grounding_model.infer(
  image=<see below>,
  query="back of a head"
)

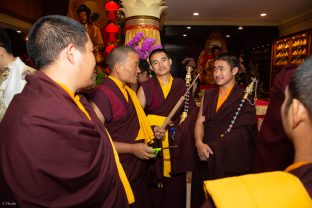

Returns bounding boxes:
[287,56,312,118]
[26,15,87,69]
[0,28,13,55]
[139,60,150,73]
[106,45,136,72]
[215,52,240,69]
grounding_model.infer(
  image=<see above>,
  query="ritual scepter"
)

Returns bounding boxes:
[220,77,258,138]
[180,66,193,123]
[160,71,201,130]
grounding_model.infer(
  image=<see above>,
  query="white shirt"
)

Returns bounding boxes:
[0,57,35,121]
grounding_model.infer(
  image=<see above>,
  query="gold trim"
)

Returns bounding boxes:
[126,15,160,22]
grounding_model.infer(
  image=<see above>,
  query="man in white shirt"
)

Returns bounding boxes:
[0,29,35,121]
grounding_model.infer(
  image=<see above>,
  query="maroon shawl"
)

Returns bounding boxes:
[141,77,198,174]
[88,77,150,208]
[0,71,128,207]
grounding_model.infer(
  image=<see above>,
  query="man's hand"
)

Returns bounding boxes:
[131,143,156,160]
[195,142,213,161]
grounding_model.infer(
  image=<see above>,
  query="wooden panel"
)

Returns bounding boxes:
[0,0,43,23]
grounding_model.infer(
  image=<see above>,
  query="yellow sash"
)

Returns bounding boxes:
[158,75,173,99]
[57,83,91,120]
[56,82,134,204]
[147,114,171,177]
[203,171,312,208]
[125,86,154,144]
[108,76,154,144]
[105,129,135,204]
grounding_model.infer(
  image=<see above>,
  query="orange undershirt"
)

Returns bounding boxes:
[216,83,235,111]
[285,161,312,172]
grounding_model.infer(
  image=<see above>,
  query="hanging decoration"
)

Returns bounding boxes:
[105,22,119,43]
[104,1,119,21]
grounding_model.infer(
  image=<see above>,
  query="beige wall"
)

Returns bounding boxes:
[279,11,312,37]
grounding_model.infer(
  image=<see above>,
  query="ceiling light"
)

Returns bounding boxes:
[16,30,21,33]
[183,34,187,37]
[187,26,191,30]
[193,12,199,16]
[226,34,230,38]
[260,13,267,17]
[238,26,243,30]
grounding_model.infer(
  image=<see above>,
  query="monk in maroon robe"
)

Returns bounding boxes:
[137,49,198,208]
[191,53,256,208]
[0,15,131,207]
[200,57,312,207]
[254,64,297,172]
[87,46,156,208]
[281,57,312,198]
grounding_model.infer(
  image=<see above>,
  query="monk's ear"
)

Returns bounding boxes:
[149,63,154,72]
[169,58,172,66]
[65,43,76,64]
[232,67,239,76]
[0,47,5,56]
[291,98,306,129]
[115,62,122,74]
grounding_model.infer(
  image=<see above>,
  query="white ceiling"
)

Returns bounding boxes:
[163,0,312,26]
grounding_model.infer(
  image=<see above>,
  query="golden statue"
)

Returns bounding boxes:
[77,4,105,64]
[197,31,227,87]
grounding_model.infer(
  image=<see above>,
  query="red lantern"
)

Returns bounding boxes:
[105,23,119,43]
[105,1,119,21]
[105,44,116,54]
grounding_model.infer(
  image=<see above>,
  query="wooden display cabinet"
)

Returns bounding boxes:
[270,31,311,87]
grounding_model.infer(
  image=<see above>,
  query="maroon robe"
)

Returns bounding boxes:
[88,77,150,208]
[141,77,198,208]
[254,65,296,172]
[0,71,129,207]
[191,85,257,208]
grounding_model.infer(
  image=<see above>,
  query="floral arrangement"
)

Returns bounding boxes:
[127,32,163,60]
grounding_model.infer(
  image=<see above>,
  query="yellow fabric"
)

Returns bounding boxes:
[285,161,311,172]
[216,83,235,111]
[158,75,173,99]
[147,114,171,177]
[109,76,154,144]
[203,171,312,208]
[125,85,154,144]
[56,82,134,204]
[105,129,135,204]
[56,83,91,120]
[108,76,129,102]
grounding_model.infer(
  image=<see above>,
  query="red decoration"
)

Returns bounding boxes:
[105,44,116,54]
[105,1,119,21]
[105,23,119,43]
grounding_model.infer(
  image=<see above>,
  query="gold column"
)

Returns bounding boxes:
[121,0,167,45]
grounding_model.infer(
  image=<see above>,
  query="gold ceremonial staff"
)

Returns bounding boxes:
[159,70,201,130]
[220,77,258,138]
